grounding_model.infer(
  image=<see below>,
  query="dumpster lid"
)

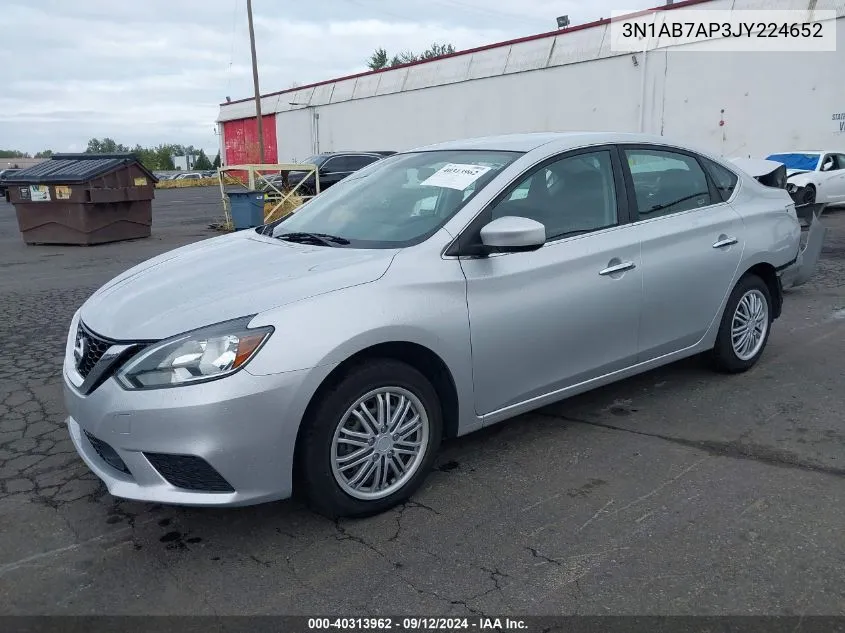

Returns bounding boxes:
[225,187,262,195]
[4,153,158,185]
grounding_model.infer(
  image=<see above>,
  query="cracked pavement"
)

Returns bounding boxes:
[1,188,844,615]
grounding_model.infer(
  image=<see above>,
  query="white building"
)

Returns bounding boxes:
[217,0,845,165]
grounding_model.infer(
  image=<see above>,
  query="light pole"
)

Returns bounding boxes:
[247,0,265,163]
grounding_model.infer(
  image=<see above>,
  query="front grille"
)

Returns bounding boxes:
[84,431,130,475]
[144,453,235,493]
[74,324,112,378]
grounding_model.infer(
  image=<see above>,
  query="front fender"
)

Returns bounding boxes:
[244,257,479,435]
[786,173,818,188]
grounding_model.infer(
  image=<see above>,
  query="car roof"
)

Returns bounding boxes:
[407,132,683,153]
[768,150,824,155]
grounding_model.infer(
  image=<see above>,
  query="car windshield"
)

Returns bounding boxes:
[299,155,326,166]
[766,153,820,171]
[262,149,521,248]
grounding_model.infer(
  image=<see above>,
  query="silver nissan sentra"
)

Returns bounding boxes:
[64,132,822,518]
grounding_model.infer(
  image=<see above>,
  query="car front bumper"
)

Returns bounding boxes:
[64,345,333,507]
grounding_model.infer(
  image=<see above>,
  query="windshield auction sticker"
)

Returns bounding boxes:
[420,163,492,190]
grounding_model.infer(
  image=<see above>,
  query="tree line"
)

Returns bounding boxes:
[367,42,456,70]
[1,140,220,172]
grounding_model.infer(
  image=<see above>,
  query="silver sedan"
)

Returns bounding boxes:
[64,132,821,517]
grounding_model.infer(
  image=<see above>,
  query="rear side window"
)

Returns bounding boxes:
[625,148,714,218]
[702,158,739,202]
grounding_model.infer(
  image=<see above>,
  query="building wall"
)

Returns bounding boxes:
[1,157,47,170]
[219,0,845,163]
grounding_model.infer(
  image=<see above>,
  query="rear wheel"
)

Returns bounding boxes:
[297,359,443,518]
[711,274,772,373]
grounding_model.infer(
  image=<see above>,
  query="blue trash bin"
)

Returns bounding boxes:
[227,189,265,230]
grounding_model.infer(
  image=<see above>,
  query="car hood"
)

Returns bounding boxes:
[786,169,811,177]
[80,231,398,340]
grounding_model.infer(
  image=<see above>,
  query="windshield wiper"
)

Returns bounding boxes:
[275,231,350,246]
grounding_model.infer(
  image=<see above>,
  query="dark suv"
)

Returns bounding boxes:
[0,168,21,197]
[264,151,395,194]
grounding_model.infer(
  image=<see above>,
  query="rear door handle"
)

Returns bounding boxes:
[599,261,636,276]
[712,236,738,249]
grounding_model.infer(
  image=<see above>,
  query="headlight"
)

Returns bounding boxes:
[116,317,273,390]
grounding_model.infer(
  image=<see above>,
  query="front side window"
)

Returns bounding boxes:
[625,148,713,218]
[490,150,618,240]
[323,155,377,172]
[265,150,522,248]
[320,156,343,172]
[820,154,845,171]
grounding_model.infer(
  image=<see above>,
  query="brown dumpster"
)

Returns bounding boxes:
[5,153,158,245]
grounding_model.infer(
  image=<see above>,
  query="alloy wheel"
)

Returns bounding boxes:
[330,387,430,500]
[731,289,769,361]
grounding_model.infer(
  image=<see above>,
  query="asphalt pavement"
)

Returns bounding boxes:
[0,188,843,615]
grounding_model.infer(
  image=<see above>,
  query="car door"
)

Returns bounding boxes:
[820,153,845,201]
[458,147,642,417]
[620,145,746,362]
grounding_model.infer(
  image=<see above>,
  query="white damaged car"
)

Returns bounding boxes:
[763,151,845,205]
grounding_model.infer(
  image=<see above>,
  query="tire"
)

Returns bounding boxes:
[297,359,443,518]
[710,274,773,373]
[800,185,816,205]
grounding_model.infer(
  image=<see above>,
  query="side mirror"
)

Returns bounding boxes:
[822,160,834,171]
[479,216,546,253]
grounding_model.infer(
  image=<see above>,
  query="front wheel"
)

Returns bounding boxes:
[297,359,443,518]
[710,274,773,373]
[799,185,816,205]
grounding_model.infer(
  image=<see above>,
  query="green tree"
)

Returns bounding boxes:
[420,42,455,60]
[130,144,157,171]
[391,50,418,66]
[212,152,221,169]
[154,145,176,170]
[369,42,455,69]
[86,137,130,154]
[34,149,54,158]
[0,149,29,158]
[367,47,389,70]
[193,149,213,170]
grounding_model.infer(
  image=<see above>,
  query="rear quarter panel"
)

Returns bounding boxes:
[730,176,801,273]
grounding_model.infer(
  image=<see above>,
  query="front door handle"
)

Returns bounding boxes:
[599,261,636,276]
[712,236,738,249]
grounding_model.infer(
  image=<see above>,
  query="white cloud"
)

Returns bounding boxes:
[0,0,656,154]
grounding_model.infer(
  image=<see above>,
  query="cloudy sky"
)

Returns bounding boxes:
[2,0,657,156]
